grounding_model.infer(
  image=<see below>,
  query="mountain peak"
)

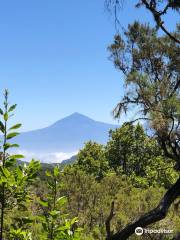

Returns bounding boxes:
[68,112,94,120]
[50,112,94,128]
[16,112,118,162]
[70,112,86,118]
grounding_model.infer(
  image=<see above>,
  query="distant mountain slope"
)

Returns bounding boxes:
[13,113,118,162]
[16,113,118,152]
[61,155,77,166]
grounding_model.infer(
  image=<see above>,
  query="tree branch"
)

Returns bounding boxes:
[159,24,180,44]
[107,177,180,240]
[106,201,115,239]
[141,0,180,44]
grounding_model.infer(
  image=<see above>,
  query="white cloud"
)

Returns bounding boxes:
[9,149,78,163]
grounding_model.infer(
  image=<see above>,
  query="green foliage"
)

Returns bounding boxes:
[0,90,82,239]
[59,167,180,239]
[76,141,109,180]
[38,165,82,240]
[0,90,41,239]
[106,123,178,188]
[75,123,178,188]
[9,229,32,240]
[109,22,180,168]
[106,123,147,173]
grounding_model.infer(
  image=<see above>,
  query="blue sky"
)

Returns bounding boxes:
[0,0,178,131]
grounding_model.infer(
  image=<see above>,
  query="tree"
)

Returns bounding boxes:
[76,141,109,180]
[106,22,180,239]
[106,123,178,188]
[105,0,180,44]
[106,123,154,173]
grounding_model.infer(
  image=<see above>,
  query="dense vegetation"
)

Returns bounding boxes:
[0,90,179,239]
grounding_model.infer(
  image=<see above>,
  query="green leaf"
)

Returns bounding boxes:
[39,199,48,207]
[8,154,24,160]
[70,217,79,225]
[7,132,19,139]
[56,196,67,206]
[5,158,16,168]
[9,123,22,130]
[0,121,5,133]
[10,143,19,148]
[8,104,17,112]
[37,215,46,222]
[50,210,60,218]
[54,166,60,177]
[4,112,8,121]
[46,170,52,177]
[4,143,11,151]
[0,108,3,115]
[0,167,11,178]
[57,225,69,231]
[0,176,8,184]
[4,143,19,151]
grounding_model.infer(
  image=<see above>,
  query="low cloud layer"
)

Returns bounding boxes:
[10,149,78,163]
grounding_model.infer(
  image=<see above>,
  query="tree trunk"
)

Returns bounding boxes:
[107,177,180,240]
